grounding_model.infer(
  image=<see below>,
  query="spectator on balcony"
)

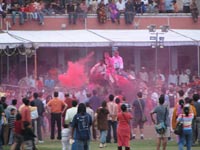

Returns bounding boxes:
[36,0,45,25]
[158,0,165,13]
[97,0,107,23]
[183,0,190,13]
[60,0,66,9]
[190,0,199,22]
[77,0,87,23]
[91,0,98,13]
[165,0,173,13]
[18,4,27,25]
[0,0,7,23]
[172,0,178,13]
[67,0,76,24]
[29,0,38,20]
[51,0,65,14]
[146,0,158,13]
[24,3,33,21]
[116,0,125,24]
[5,0,12,13]
[134,0,145,14]
[10,1,20,25]
[124,0,134,24]
[108,0,120,23]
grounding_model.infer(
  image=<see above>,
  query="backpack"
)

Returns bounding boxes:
[77,114,91,141]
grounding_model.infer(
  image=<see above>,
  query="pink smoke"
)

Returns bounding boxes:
[58,52,94,89]
[117,75,136,102]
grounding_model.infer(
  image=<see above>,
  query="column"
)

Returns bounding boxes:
[58,48,65,68]
[171,48,178,71]
[134,49,141,74]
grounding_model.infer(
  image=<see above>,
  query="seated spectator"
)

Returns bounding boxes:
[97,0,107,23]
[18,4,27,25]
[124,0,134,24]
[165,0,173,13]
[10,1,20,25]
[29,0,38,20]
[108,0,119,23]
[91,0,98,14]
[116,0,125,24]
[172,0,178,13]
[158,0,165,13]
[77,0,87,23]
[42,2,55,15]
[183,0,190,13]
[67,0,77,24]
[134,0,145,14]
[0,0,7,23]
[51,0,65,14]
[190,0,199,22]
[146,0,158,13]
[36,0,45,25]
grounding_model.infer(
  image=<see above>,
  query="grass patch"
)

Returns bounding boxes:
[3,139,200,150]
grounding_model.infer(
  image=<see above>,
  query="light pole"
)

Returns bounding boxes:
[147,24,169,75]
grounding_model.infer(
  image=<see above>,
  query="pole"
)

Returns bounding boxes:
[84,14,87,29]
[155,32,158,75]
[198,44,200,77]
[168,47,171,73]
[34,49,37,80]
[0,54,2,84]
[7,56,9,82]
[25,54,28,78]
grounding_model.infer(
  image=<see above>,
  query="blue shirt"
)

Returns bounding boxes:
[71,113,92,140]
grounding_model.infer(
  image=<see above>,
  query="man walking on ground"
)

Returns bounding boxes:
[132,92,146,139]
[32,92,45,143]
[47,91,67,140]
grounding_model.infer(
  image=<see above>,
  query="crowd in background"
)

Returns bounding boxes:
[0,0,199,27]
[1,50,200,149]
[0,80,200,150]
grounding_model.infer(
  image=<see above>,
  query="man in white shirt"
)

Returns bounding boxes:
[168,71,178,85]
[65,100,78,125]
[112,50,124,72]
[139,67,149,83]
[106,94,118,143]
[179,71,189,85]
[116,0,126,23]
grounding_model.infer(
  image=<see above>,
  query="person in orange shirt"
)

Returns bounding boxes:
[172,97,197,130]
[47,91,67,140]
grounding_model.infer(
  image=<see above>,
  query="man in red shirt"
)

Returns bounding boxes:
[20,98,31,127]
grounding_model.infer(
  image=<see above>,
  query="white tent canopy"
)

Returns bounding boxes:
[1,29,199,48]
[8,30,111,47]
[91,29,197,46]
[0,32,32,49]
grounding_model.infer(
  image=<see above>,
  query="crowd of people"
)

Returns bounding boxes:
[1,49,200,150]
[0,0,199,27]
[0,81,200,150]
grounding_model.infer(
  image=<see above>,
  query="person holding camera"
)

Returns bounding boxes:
[150,94,170,150]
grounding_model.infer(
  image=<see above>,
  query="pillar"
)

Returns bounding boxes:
[171,48,178,71]
[58,48,65,68]
[134,49,141,74]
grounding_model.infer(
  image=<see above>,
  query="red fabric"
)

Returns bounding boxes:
[14,120,23,134]
[21,106,31,123]
[117,112,132,147]
[64,97,74,109]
